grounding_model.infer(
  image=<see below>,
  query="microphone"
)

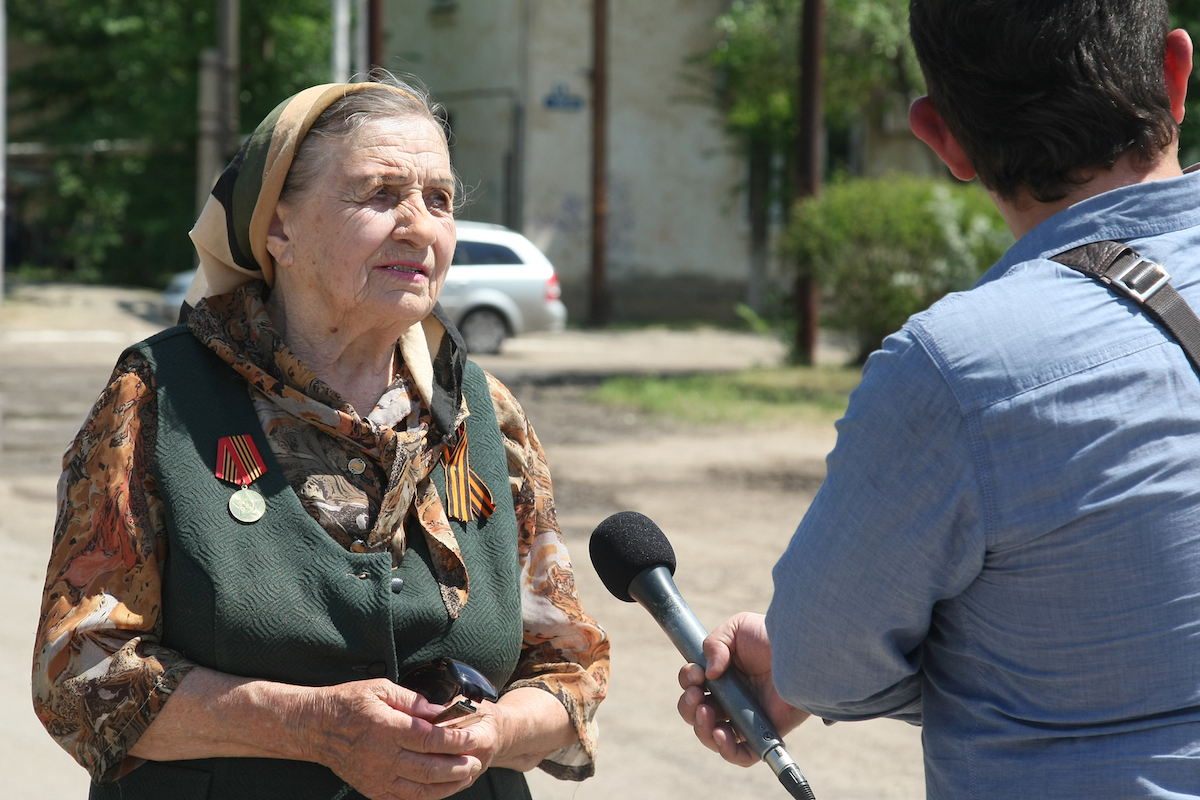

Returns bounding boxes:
[590,511,816,800]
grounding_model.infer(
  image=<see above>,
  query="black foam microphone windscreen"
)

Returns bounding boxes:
[589,510,677,603]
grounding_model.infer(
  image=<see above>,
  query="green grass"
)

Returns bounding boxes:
[592,366,862,427]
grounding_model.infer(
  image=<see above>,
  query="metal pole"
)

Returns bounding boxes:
[218,0,240,158]
[794,0,824,363]
[590,0,609,327]
[511,0,531,232]
[354,0,369,78]
[332,0,351,83]
[1,0,6,306]
[368,0,384,72]
[197,49,223,218]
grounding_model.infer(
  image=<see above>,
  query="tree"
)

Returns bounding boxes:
[703,0,922,316]
[781,174,1011,363]
[8,0,331,285]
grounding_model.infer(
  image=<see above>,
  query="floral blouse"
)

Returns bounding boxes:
[32,285,609,784]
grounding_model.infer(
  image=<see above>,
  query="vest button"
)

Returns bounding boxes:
[391,577,405,594]
[367,662,387,678]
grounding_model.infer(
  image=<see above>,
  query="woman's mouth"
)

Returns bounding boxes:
[379,261,428,278]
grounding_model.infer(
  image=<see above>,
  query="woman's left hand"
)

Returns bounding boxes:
[448,686,575,775]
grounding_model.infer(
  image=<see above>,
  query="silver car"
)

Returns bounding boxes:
[441,221,567,353]
[160,221,567,353]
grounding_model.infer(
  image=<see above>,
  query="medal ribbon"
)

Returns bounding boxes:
[443,427,495,523]
[216,434,267,486]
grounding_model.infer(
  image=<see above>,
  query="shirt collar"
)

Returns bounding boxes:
[982,166,1200,285]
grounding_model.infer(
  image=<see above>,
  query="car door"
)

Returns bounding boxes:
[442,239,526,320]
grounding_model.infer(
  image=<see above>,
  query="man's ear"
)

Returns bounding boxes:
[1165,28,1193,124]
[910,97,977,181]
[264,208,292,271]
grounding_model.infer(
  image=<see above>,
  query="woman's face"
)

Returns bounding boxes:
[266,115,456,334]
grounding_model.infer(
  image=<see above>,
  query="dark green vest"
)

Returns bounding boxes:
[92,327,528,800]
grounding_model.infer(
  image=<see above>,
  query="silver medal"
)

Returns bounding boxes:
[228,486,266,523]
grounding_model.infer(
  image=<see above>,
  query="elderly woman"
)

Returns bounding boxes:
[32,79,609,800]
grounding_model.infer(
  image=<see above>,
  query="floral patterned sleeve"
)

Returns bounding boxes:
[485,372,611,781]
[31,351,196,785]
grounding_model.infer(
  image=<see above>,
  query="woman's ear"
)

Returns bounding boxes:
[910,97,978,182]
[264,207,293,271]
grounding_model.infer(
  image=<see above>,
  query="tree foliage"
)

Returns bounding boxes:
[9,0,332,285]
[781,175,1012,362]
[706,0,922,159]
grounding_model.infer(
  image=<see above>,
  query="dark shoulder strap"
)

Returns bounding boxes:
[1051,241,1200,375]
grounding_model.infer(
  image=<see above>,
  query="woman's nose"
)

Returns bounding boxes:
[393,200,437,247]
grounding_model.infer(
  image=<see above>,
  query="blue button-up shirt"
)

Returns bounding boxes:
[768,169,1200,798]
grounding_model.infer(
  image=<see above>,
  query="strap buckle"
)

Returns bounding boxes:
[1109,257,1171,304]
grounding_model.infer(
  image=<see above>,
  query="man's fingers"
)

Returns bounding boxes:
[678,662,706,690]
[692,703,758,767]
[676,684,708,725]
[701,637,733,681]
[710,723,761,768]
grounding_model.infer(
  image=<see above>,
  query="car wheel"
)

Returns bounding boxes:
[460,308,508,354]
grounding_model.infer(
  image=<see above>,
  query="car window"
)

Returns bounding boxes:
[452,240,525,266]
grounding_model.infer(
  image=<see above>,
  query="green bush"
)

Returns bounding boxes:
[781,174,1012,363]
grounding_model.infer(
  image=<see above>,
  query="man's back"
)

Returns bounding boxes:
[768,171,1200,798]
[676,4,1200,795]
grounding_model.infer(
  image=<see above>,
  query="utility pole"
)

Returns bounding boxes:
[332,0,351,83]
[368,0,384,72]
[196,49,222,216]
[354,0,369,78]
[1,0,7,306]
[590,0,609,327]
[198,2,238,223]
[218,0,240,158]
[793,0,824,363]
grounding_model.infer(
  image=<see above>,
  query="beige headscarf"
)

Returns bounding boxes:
[185,81,446,410]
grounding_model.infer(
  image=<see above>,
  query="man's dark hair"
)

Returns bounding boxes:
[909,0,1176,202]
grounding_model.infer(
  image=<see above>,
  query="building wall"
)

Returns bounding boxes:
[381,0,752,322]
[862,106,945,180]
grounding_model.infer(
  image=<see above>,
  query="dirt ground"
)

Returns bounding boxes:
[0,284,924,800]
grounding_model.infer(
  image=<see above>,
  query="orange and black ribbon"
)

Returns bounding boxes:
[216,434,267,486]
[443,428,495,523]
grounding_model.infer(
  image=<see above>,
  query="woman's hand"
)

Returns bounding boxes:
[128,667,577,798]
[300,679,487,800]
[449,686,576,775]
[130,668,483,800]
[676,612,811,767]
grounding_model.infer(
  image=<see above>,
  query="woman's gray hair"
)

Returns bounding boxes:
[281,71,460,209]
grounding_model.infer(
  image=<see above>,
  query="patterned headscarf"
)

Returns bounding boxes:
[185,81,459,436]
[187,82,418,299]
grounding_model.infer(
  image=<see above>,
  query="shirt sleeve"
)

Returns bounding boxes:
[485,372,611,781]
[766,328,986,724]
[32,351,196,784]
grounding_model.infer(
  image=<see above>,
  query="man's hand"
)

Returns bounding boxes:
[676,611,810,767]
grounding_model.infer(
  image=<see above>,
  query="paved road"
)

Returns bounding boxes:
[0,284,921,800]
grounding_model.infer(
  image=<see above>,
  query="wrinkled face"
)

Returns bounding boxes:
[266,115,456,333]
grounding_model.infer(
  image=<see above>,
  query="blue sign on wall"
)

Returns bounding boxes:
[544,82,585,111]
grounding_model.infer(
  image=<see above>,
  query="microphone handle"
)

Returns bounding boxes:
[629,566,816,799]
